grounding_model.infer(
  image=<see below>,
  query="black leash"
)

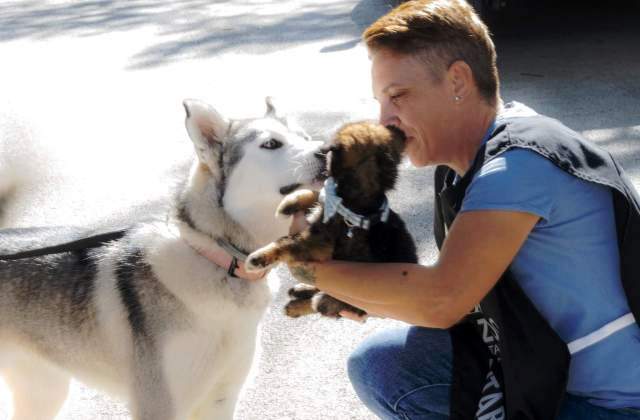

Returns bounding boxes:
[0,228,128,261]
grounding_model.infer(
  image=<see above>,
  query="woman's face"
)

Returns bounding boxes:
[371,48,458,167]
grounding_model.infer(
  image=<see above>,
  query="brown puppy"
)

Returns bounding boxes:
[246,121,418,318]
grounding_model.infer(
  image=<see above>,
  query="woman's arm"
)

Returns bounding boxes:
[290,209,539,328]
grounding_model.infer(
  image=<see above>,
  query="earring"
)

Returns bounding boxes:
[454,96,462,102]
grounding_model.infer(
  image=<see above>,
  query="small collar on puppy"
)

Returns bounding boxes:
[179,228,267,281]
[320,177,390,231]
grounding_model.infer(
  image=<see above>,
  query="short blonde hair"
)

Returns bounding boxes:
[364,0,499,105]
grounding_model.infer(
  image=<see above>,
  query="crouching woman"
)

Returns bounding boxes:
[289,0,640,419]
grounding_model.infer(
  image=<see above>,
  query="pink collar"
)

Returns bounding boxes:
[184,235,267,282]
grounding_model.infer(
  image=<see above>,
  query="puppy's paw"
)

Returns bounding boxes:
[245,244,279,272]
[284,298,315,318]
[276,198,303,218]
[244,255,269,273]
[288,283,319,300]
[276,189,317,218]
[312,293,367,319]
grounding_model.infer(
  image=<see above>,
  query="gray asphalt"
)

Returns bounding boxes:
[0,1,639,419]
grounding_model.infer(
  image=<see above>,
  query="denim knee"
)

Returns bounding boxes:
[347,326,453,420]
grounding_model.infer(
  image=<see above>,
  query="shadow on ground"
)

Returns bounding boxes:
[494,0,640,132]
[0,0,397,68]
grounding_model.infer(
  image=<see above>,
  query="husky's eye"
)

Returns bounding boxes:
[260,138,283,150]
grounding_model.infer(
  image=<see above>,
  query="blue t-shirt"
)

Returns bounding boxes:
[460,142,640,409]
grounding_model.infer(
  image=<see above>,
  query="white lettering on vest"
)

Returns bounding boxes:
[477,407,505,420]
[477,317,501,344]
[475,370,505,420]
[476,391,504,416]
[482,369,501,393]
[473,309,505,420]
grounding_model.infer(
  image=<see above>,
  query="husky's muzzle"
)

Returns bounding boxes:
[279,149,328,196]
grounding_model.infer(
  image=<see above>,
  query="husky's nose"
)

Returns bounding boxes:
[314,150,327,163]
[314,150,329,180]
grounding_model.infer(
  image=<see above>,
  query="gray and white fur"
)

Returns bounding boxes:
[0,98,324,420]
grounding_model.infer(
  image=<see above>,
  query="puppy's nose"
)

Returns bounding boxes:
[386,125,406,141]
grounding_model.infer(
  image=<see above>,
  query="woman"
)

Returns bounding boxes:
[287,0,640,419]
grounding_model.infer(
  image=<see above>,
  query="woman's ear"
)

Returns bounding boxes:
[447,60,474,103]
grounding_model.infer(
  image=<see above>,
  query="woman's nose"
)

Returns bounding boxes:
[378,103,399,127]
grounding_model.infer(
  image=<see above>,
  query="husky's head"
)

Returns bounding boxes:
[181,98,325,246]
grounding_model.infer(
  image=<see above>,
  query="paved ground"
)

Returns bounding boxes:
[0,0,638,419]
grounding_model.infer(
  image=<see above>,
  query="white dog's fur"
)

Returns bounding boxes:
[0,98,323,419]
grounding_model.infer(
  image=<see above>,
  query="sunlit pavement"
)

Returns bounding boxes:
[0,1,638,419]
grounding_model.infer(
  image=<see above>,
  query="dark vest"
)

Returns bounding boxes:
[434,114,640,420]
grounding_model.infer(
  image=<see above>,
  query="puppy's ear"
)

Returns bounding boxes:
[183,99,230,168]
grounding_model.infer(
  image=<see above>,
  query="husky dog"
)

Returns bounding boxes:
[0,98,324,420]
[245,122,418,318]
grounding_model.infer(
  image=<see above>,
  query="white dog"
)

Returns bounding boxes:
[0,98,324,420]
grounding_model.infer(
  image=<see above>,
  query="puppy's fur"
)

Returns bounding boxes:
[246,122,418,318]
[0,98,324,420]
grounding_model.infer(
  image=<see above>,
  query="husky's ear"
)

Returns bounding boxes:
[265,96,311,141]
[265,96,279,119]
[286,118,312,141]
[183,99,229,166]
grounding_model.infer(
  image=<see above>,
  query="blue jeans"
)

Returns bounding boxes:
[347,326,640,420]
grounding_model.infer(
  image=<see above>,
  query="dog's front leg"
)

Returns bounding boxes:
[131,388,177,420]
[189,389,240,420]
[284,283,320,317]
[187,331,258,420]
[131,384,177,420]
[245,230,333,272]
[276,188,320,217]
[129,348,178,420]
[312,292,368,319]
[285,284,368,319]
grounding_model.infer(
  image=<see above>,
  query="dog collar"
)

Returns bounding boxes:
[179,227,267,281]
[320,177,390,237]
